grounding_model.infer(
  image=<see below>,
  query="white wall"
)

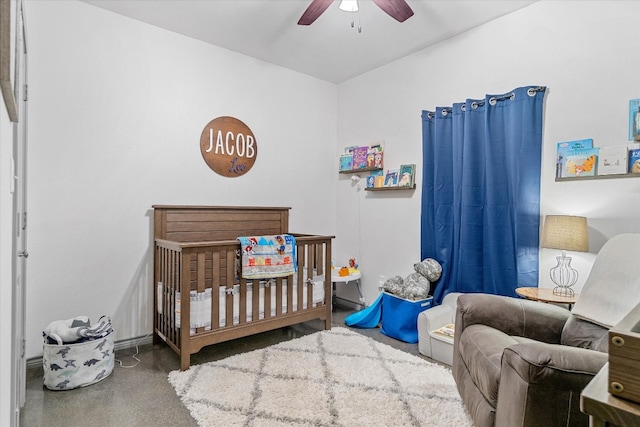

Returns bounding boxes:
[23,0,338,358]
[335,0,640,305]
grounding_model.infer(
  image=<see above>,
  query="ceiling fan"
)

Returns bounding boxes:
[297,0,414,25]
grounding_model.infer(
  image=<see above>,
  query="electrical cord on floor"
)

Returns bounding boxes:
[114,332,153,369]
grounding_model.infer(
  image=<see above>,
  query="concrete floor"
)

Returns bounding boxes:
[21,306,440,427]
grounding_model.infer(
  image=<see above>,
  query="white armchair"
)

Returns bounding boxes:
[417,292,462,363]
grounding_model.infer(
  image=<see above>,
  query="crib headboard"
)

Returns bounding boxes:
[152,205,290,242]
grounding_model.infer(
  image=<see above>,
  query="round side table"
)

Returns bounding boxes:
[515,287,579,309]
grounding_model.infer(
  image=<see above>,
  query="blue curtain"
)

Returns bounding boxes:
[421,86,546,303]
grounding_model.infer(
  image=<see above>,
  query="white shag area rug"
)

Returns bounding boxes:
[168,327,472,427]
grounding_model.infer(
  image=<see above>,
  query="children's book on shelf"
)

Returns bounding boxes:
[384,169,399,187]
[564,147,599,177]
[352,146,369,169]
[365,175,376,188]
[398,164,416,187]
[556,138,593,178]
[344,145,357,154]
[373,150,383,169]
[597,146,629,176]
[370,141,384,153]
[367,142,384,169]
[629,148,640,173]
[369,169,384,188]
[629,98,640,141]
[366,151,376,169]
[339,153,353,171]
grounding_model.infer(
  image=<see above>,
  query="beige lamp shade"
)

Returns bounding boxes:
[541,215,589,252]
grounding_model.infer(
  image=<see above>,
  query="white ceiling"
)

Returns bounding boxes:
[81,0,536,84]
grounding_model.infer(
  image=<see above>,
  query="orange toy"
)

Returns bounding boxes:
[339,267,350,277]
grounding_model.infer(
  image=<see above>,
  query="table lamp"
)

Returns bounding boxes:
[541,215,589,296]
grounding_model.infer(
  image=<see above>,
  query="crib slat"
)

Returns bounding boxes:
[308,243,316,285]
[180,250,192,370]
[239,278,247,325]
[165,248,172,343]
[154,246,162,343]
[264,280,272,319]
[276,279,283,316]
[297,243,305,311]
[225,250,235,327]
[209,251,219,329]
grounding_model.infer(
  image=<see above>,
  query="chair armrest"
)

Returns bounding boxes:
[496,342,608,427]
[417,304,454,357]
[419,305,454,333]
[503,342,608,385]
[455,293,571,344]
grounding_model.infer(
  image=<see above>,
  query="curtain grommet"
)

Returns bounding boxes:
[489,97,497,106]
[471,102,478,110]
[528,88,536,97]
[442,109,448,116]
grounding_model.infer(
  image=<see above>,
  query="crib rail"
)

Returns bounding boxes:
[154,234,333,370]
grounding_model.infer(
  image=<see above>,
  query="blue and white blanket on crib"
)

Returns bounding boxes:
[237,234,297,279]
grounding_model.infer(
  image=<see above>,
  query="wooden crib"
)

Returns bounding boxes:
[153,205,333,370]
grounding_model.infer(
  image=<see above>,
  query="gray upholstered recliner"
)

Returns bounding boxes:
[452,233,640,427]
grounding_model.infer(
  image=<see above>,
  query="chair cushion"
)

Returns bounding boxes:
[571,233,640,328]
[458,324,537,408]
[560,315,609,352]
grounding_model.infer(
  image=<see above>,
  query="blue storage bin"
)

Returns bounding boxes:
[380,292,433,343]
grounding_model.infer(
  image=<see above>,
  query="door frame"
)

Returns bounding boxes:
[10,0,27,424]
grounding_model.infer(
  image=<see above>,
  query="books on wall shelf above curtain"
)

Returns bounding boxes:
[555,138,640,182]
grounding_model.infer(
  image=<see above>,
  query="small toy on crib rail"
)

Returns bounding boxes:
[348,258,359,274]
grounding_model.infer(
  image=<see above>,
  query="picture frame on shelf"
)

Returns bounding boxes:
[398,164,416,187]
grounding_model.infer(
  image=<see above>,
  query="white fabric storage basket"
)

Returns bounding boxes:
[43,330,114,390]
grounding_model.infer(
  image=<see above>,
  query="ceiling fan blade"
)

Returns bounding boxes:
[371,0,414,22]
[298,0,334,25]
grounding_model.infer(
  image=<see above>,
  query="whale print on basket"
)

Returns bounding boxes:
[42,315,114,390]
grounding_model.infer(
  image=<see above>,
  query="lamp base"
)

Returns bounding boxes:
[549,252,579,297]
[552,285,575,296]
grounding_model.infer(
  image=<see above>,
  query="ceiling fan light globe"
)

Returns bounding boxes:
[339,0,358,12]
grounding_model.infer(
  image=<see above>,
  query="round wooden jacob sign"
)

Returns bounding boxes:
[200,116,258,177]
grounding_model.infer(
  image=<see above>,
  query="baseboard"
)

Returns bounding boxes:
[334,296,364,311]
[26,333,154,370]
